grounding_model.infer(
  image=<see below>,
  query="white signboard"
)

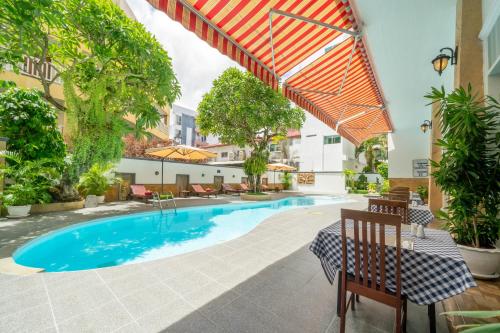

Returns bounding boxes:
[413,159,429,177]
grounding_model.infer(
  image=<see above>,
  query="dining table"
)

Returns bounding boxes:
[310,220,476,333]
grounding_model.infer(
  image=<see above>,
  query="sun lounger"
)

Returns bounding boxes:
[130,185,153,201]
[192,184,217,198]
[221,183,245,195]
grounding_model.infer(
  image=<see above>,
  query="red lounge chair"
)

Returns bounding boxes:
[221,183,245,195]
[192,184,217,198]
[261,184,270,192]
[240,183,250,192]
[130,185,153,201]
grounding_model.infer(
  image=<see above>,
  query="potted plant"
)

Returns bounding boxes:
[0,152,58,217]
[77,163,119,204]
[1,184,37,217]
[281,172,292,190]
[416,185,429,203]
[426,85,500,279]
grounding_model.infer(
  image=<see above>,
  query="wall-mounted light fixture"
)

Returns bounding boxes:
[201,173,205,177]
[217,170,221,174]
[420,120,432,133]
[431,46,458,75]
[232,175,235,178]
[155,171,159,176]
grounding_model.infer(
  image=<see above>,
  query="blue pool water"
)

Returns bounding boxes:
[14,196,348,272]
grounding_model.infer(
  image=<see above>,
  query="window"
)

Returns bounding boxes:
[324,135,341,144]
[175,115,182,125]
[221,152,228,158]
[269,143,280,152]
[174,129,182,139]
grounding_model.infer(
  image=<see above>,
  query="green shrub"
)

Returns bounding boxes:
[367,183,377,193]
[377,162,388,180]
[381,179,390,193]
[77,163,119,196]
[416,185,428,201]
[0,88,66,164]
[355,174,368,190]
[281,172,292,190]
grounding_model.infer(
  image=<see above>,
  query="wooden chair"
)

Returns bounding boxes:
[339,209,407,333]
[221,183,245,195]
[369,198,409,225]
[390,186,409,192]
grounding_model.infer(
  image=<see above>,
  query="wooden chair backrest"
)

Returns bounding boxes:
[385,192,410,204]
[340,209,402,307]
[369,198,409,224]
[191,184,206,193]
[390,187,409,192]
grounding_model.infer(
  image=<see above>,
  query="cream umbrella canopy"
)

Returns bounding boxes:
[146,145,217,193]
[267,163,297,187]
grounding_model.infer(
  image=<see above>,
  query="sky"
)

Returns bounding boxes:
[126,0,243,111]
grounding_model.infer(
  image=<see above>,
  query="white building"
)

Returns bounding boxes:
[299,113,365,172]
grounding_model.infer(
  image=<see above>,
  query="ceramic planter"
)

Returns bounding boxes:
[6,205,31,218]
[458,244,500,279]
[96,195,105,204]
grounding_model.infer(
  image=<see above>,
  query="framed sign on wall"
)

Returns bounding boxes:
[412,159,429,177]
[297,173,315,185]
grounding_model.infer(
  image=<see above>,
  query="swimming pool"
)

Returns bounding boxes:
[14,196,349,272]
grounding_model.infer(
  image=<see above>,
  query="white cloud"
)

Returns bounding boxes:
[126,0,243,111]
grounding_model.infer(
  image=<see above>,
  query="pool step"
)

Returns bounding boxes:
[0,257,44,276]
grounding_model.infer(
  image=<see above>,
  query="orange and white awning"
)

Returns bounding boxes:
[146,0,393,145]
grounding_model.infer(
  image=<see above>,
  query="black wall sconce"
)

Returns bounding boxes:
[201,173,205,177]
[420,120,432,133]
[431,46,458,75]
[232,174,235,178]
[155,171,159,176]
[217,170,221,174]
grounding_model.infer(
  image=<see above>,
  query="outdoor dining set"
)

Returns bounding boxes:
[310,187,475,333]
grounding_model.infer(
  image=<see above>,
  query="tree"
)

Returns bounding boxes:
[0,0,181,181]
[123,134,172,159]
[198,68,305,191]
[0,88,66,163]
[355,134,388,172]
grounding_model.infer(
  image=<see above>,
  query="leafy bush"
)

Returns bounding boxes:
[426,85,500,248]
[77,163,119,196]
[0,88,66,164]
[416,185,428,201]
[362,166,371,173]
[352,189,369,194]
[367,183,378,193]
[343,169,355,190]
[377,162,388,180]
[0,151,60,205]
[381,179,390,193]
[281,172,292,190]
[355,174,368,190]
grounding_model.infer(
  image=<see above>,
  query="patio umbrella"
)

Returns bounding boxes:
[146,145,217,193]
[267,163,297,187]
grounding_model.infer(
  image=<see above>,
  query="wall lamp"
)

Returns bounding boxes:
[420,120,432,133]
[431,46,458,75]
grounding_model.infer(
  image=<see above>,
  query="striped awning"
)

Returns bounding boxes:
[147,0,393,145]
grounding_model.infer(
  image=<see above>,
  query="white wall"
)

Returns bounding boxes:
[354,0,456,178]
[299,113,358,172]
[293,172,347,194]
[116,158,279,184]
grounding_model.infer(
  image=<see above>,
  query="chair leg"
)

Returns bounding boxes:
[356,294,360,302]
[339,279,347,333]
[402,299,407,333]
[397,300,404,333]
[350,293,355,311]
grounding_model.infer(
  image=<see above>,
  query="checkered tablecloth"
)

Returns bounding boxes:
[408,205,434,226]
[310,221,476,305]
[410,193,425,206]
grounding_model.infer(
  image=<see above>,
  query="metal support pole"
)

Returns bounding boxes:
[161,158,164,194]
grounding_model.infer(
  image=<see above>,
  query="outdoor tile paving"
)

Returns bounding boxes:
[0,195,450,332]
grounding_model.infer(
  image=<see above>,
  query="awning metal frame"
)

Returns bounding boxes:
[268,8,360,83]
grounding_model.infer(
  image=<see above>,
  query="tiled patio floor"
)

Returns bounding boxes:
[0,195,448,332]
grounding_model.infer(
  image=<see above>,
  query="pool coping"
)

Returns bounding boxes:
[9,194,352,275]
